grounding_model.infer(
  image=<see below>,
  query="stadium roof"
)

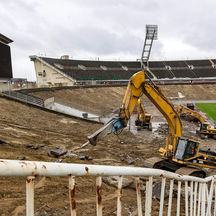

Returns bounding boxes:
[0,33,13,44]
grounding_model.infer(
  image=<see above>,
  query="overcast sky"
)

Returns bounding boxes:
[1,0,216,81]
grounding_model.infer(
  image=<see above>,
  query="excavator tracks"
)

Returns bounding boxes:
[143,156,206,178]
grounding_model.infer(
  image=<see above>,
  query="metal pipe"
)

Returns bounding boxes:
[69,176,76,216]
[190,181,193,216]
[206,178,214,216]
[96,176,102,216]
[177,181,181,216]
[197,183,202,216]
[135,177,142,216]
[117,176,122,216]
[214,185,216,216]
[201,183,205,216]
[145,176,152,216]
[185,180,188,216]
[193,181,198,216]
[0,159,208,182]
[167,179,173,216]
[26,176,34,216]
[159,177,166,216]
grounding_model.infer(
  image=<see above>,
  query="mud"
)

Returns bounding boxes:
[0,84,215,215]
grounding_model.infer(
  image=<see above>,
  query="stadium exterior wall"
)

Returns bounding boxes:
[32,58,75,87]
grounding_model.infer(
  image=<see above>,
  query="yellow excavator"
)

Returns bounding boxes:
[83,70,216,177]
[135,99,153,131]
[177,105,216,140]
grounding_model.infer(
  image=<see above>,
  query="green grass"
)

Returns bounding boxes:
[195,103,216,121]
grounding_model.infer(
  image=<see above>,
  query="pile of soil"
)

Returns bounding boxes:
[0,84,215,215]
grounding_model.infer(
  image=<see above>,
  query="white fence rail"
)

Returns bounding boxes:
[0,159,215,215]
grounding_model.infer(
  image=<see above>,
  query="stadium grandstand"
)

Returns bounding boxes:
[0,33,13,83]
[30,55,216,87]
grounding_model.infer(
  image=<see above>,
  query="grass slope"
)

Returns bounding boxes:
[195,103,216,121]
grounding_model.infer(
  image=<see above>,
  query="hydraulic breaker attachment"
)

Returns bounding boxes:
[81,118,124,148]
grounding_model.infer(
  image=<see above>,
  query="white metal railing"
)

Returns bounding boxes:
[0,159,215,216]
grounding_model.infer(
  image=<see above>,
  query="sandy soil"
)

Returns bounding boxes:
[0,84,215,215]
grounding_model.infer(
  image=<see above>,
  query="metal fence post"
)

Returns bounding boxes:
[177,180,181,216]
[69,175,76,216]
[185,180,188,216]
[145,176,152,216]
[201,183,205,216]
[159,177,166,216]
[96,176,102,216]
[206,178,214,216]
[190,181,193,216]
[117,176,122,216]
[136,177,142,216]
[193,181,198,216]
[167,179,174,216]
[26,176,35,216]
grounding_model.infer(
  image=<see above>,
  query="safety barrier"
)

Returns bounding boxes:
[0,159,215,216]
[0,90,44,107]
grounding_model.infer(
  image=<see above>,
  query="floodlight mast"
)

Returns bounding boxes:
[141,25,158,69]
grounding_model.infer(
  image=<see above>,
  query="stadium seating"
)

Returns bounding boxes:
[42,57,216,81]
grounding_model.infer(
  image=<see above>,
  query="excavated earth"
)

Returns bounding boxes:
[0,84,216,215]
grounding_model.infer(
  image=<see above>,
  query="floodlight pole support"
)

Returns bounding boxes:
[141,25,158,79]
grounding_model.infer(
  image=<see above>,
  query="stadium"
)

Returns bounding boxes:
[1,27,216,215]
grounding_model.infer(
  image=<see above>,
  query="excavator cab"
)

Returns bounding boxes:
[145,114,152,124]
[174,137,199,161]
[200,122,209,131]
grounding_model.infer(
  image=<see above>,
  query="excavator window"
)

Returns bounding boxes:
[174,139,198,161]
[174,139,188,160]
[184,141,198,159]
[200,123,208,131]
[145,116,150,123]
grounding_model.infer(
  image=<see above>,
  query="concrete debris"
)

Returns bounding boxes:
[79,155,86,160]
[102,176,133,188]
[120,154,135,164]
[26,143,47,149]
[152,182,169,200]
[126,156,135,164]
[64,151,79,158]
[50,148,67,157]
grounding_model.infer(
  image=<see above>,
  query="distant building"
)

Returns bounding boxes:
[0,33,13,83]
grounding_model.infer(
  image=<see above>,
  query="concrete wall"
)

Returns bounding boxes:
[34,60,74,87]
[50,102,100,120]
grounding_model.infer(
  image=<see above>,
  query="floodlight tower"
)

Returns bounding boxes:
[141,25,158,69]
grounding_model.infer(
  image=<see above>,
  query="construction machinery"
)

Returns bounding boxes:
[83,70,216,177]
[177,104,216,139]
[135,99,153,131]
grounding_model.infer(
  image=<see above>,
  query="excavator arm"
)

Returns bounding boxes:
[177,105,206,123]
[137,99,146,120]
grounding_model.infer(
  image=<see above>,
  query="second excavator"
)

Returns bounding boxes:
[83,70,216,177]
[135,99,153,131]
[177,104,216,139]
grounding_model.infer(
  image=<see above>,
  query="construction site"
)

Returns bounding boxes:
[1,26,216,215]
[0,83,215,215]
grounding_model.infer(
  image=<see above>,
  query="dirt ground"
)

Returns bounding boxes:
[0,84,216,215]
